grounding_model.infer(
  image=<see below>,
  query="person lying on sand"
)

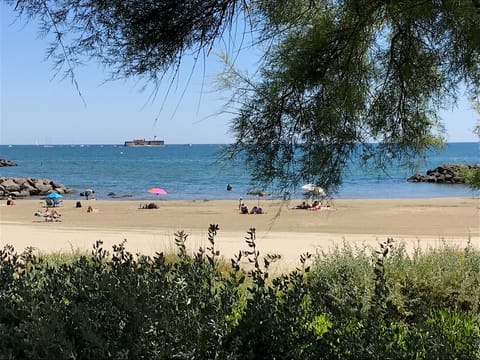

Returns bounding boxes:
[295,201,310,209]
[34,208,62,221]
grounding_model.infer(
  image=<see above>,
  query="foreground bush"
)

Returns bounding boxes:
[0,227,479,359]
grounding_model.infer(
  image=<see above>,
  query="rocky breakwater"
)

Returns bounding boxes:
[407,164,479,184]
[0,158,17,167]
[0,177,72,199]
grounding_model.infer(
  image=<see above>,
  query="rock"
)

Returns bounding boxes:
[21,183,37,194]
[107,192,133,198]
[50,181,63,189]
[407,173,422,182]
[0,158,17,167]
[18,189,32,197]
[2,179,21,192]
[407,164,479,184]
[0,177,72,199]
[35,183,53,193]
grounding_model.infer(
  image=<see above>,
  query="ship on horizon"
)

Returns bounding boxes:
[124,136,165,147]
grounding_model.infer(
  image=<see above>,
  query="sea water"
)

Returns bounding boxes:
[0,143,478,200]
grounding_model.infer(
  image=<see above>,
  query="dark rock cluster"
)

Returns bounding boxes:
[0,177,72,198]
[407,164,479,184]
[0,158,17,167]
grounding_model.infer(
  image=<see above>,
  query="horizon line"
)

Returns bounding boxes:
[1,141,478,146]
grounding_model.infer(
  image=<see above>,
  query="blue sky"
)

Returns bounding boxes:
[1,4,478,145]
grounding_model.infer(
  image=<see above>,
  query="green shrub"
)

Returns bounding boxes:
[423,309,480,359]
[462,167,480,191]
[308,241,375,321]
[224,230,323,359]
[1,232,479,359]
[386,241,480,321]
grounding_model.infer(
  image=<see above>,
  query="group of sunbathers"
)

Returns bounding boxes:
[34,208,62,221]
[295,200,332,210]
[240,203,264,214]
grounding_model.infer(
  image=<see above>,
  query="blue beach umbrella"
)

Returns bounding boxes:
[46,192,63,199]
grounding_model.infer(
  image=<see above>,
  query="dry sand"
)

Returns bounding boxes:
[1,197,479,269]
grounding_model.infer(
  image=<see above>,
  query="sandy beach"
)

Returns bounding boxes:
[1,197,479,269]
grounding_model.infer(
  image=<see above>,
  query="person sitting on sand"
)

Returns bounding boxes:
[249,206,264,214]
[6,196,15,206]
[309,200,322,210]
[87,205,98,213]
[240,203,249,214]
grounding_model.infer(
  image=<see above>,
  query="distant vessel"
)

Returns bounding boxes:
[124,137,165,147]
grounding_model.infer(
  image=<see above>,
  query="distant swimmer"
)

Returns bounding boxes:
[226,184,232,191]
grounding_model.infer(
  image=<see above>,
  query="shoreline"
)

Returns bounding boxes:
[1,197,479,269]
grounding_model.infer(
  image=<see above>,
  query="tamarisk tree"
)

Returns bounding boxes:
[5,0,480,194]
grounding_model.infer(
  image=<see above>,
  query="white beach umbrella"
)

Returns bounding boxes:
[301,184,325,199]
[301,184,316,192]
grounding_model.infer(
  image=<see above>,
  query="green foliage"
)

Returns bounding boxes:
[463,167,480,191]
[472,98,480,138]
[1,231,480,359]
[386,241,480,320]
[4,0,243,83]
[0,227,244,359]
[308,242,374,321]
[225,0,479,194]
[424,309,480,359]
